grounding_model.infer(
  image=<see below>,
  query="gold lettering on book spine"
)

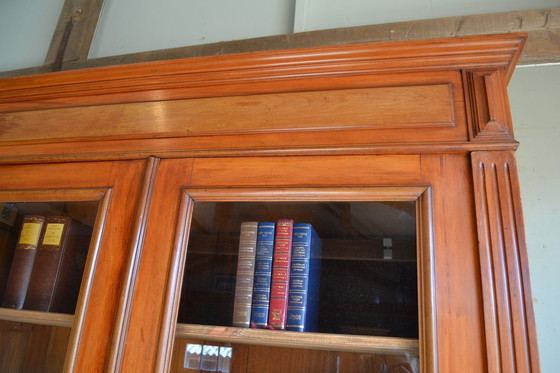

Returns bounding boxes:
[18,222,42,248]
[42,223,65,247]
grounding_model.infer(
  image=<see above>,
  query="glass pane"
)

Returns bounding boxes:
[0,321,70,371]
[171,338,419,373]
[0,201,98,371]
[0,201,97,314]
[178,201,417,339]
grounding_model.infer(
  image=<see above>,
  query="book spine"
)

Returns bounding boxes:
[250,222,276,327]
[24,216,90,313]
[267,219,294,330]
[232,222,258,328]
[286,223,322,332]
[1,215,45,309]
[0,204,19,300]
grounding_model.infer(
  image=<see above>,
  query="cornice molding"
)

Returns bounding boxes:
[0,33,526,113]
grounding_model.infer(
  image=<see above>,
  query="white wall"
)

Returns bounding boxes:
[302,0,560,31]
[0,0,65,71]
[89,0,295,58]
[89,0,560,58]
[509,64,560,373]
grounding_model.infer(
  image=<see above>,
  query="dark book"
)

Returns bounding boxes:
[232,221,258,328]
[0,204,19,300]
[286,223,322,332]
[250,222,275,327]
[23,216,91,313]
[1,215,45,309]
[267,219,294,330]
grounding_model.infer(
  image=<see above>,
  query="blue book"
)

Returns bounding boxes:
[250,222,276,327]
[286,223,322,332]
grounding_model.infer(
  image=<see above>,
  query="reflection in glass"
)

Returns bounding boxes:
[172,338,418,373]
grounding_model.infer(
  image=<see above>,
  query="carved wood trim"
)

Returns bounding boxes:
[154,187,195,373]
[0,33,526,114]
[64,187,113,372]
[471,151,540,373]
[0,139,520,166]
[107,157,160,372]
[464,70,514,142]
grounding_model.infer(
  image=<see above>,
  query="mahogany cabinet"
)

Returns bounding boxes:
[0,33,539,372]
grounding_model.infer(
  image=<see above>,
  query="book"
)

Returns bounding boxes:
[286,223,322,332]
[267,219,294,330]
[23,216,91,313]
[250,222,276,327]
[231,221,258,328]
[1,215,45,309]
[0,204,19,300]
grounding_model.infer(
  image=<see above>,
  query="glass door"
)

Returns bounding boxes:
[0,160,151,373]
[168,187,432,373]
[0,198,101,372]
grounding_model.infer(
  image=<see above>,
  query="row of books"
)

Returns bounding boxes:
[232,219,322,332]
[1,215,90,314]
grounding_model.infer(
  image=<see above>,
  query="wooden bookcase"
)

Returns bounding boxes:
[0,33,539,372]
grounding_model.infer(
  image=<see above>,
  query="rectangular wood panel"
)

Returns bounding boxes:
[190,155,422,187]
[0,84,454,143]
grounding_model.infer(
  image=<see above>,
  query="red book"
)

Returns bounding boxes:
[23,216,91,313]
[1,215,45,309]
[267,219,294,330]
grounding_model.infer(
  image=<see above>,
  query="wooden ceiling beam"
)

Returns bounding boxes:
[43,0,105,70]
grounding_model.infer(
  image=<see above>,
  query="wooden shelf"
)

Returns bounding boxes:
[188,233,417,262]
[0,308,73,328]
[175,323,419,356]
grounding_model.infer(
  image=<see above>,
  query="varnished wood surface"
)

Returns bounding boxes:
[107,157,160,372]
[232,344,419,373]
[0,71,467,161]
[0,33,525,114]
[0,35,539,373]
[0,79,458,143]
[119,158,195,372]
[421,154,487,372]
[0,160,148,372]
[118,154,493,372]
[0,308,73,327]
[189,155,423,187]
[175,324,419,355]
[0,134,521,166]
[0,35,527,166]
[471,151,540,373]
[0,321,70,373]
[464,69,514,142]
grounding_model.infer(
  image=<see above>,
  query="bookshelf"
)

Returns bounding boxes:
[0,34,539,372]
[178,201,418,337]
